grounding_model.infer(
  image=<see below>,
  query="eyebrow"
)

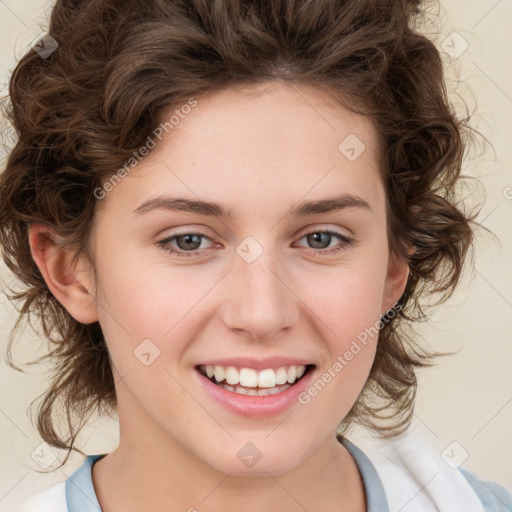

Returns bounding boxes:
[132,193,371,218]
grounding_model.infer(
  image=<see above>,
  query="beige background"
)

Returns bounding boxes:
[0,0,511,507]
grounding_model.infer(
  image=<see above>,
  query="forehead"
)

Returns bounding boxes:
[155,81,380,161]
[97,81,384,222]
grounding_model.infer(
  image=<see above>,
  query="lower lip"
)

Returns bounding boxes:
[194,367,316,418]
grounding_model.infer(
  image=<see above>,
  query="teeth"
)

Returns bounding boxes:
[235,385,248,395]
[258,369,276,388]
[275,367,288,385]
[214,366,225,382]
[240,368,258,387]
[205,364,308,387]
[225,366,239,385]
[217,382,292,396]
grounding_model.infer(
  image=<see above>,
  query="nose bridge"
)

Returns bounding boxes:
[223,235,299,339]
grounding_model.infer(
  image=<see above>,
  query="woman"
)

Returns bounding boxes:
[1,0,510,510]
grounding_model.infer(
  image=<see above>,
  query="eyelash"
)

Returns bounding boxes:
[156,229,353,259]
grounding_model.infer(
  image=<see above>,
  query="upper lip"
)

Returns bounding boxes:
[195,356,314,371]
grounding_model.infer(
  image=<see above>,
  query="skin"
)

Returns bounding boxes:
[29,81,410,512]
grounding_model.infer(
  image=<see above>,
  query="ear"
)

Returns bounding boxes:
[28,223,99,324]
[381,245,414,314]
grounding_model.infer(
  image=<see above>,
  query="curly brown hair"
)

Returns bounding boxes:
[0,0,478,470]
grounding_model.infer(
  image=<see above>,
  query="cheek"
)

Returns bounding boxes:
[295,257,387,340]
[93,255,218,379]
[293,258,386,394]
[95,250,197,331]
[296,272,382,419]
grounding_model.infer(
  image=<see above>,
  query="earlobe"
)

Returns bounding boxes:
[28,223,99,324]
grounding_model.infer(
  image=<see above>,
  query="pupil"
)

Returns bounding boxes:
[178,234,201,250]
[308,232,329,249]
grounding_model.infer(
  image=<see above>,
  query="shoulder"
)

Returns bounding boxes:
[17,482,67,512]
[15,453,107,512]
[346,425,512,512]
[459,467,512,512]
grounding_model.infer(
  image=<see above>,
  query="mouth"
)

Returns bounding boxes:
[195,364,315,396]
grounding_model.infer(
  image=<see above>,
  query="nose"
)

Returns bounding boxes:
[219,246,300,342]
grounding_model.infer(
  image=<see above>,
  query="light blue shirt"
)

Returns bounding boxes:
[64,437,512,511]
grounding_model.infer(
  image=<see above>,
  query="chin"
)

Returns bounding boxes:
[201,442,306,477]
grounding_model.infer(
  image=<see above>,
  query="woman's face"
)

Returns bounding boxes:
[83,81,408,475]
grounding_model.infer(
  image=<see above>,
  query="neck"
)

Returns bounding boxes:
[92,400,366,512]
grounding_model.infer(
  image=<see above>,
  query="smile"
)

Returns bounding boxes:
[196,364,314,396]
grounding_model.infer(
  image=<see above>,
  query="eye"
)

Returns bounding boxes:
[294,229,353,256]
[157,232,215,258]
[157,228,354,259]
